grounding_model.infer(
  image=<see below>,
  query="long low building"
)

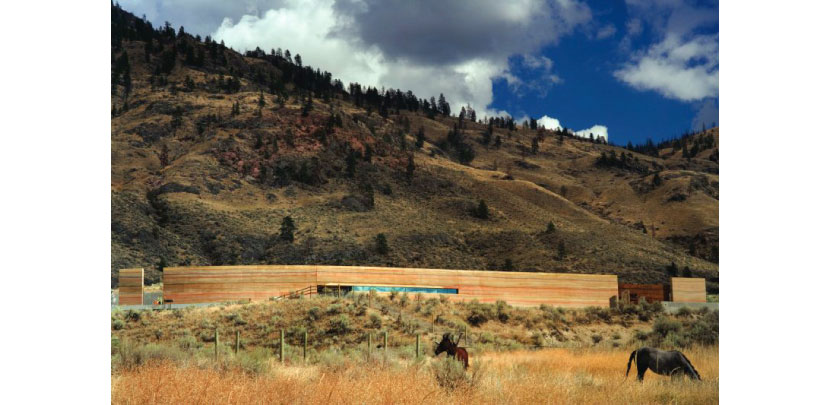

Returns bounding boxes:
[160,265,620,308]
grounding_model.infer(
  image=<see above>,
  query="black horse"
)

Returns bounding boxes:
[434,333,469,369]
[626,347,701,381]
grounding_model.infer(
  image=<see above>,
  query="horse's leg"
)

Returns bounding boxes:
[637,355,647,382]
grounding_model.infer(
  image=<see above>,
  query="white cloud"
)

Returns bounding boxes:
[206,0,592,117]
[615,1,718,102]
[532,116,610,141]
[614,33,718,101]
[575,125,609,141]
[537,115,562,130]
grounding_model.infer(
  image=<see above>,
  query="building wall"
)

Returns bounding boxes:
[118,268,144,305]
[163,265,317,304]
[670,277,707,303]
[618,283,667,303]
[161,265,619,308]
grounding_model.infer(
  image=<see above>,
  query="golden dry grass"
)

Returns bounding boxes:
[112,346,717,404]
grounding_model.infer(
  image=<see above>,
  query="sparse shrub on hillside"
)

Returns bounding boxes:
[307,306,322,321]
[502,258,515,271]
[496,300,510,323]
[327,315,352,335]
[652,317,682,338]
[369,313,382,329]
[432,356,484,392]
[591,334,603,344]
[326,304,344,315]
[467,301,496,327]
[676,306,693,317]
[113,319,125,330]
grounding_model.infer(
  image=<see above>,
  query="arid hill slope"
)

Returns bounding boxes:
[110,6,718,290]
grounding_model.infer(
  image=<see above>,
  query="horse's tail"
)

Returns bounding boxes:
[625,349,638,378]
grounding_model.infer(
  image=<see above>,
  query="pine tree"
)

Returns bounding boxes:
[475,199,489,219]
[557,241,566,260]
[546,221,556,234]
[666,262,679,277]
[415,127,425,148]
[406,154,415,183]
[345,149,358,178]
[682,266,692,277]
[375,233,389,255]
[280,216,296,243]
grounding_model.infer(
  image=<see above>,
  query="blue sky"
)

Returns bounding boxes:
[490,0,719,145]
[119,0,718,146]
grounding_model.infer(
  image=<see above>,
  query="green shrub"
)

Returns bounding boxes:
[591,334,603,344]
[178,334,199,350]
[652,317,682,337]
[326,304,344,315]
[113,319,125,330]
[467,302,496,326]
[125,310,141,322]
[495,300,510,323]
[676,306,693,317]
[431,357,484,392]
[531,331,545,347]
[225,312,248,325]
[307,306,322,321]
[369,313,382,329]
[327,315,352,335]
[231,347,272,375]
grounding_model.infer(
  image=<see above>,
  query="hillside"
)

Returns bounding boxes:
[110,5,718,290]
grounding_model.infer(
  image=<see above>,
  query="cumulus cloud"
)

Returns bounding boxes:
[125,0,594,117]
[529,116,610,141]
[575,125,609,141]
[615,0,718,102]
[537,115,562,130]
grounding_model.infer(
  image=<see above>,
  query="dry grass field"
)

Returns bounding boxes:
[111,346,718,404]
[111,295,718,403]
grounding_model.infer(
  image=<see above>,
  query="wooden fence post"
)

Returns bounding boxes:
[214,328,219,361]
[367,333,372,361]
[415,334,420,359]
[280,329,285,363]
[235,330,240,355]
[383,331,388,353]
[303,331,308,363]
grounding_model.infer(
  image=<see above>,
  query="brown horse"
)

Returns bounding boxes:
[434,333,469,369]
